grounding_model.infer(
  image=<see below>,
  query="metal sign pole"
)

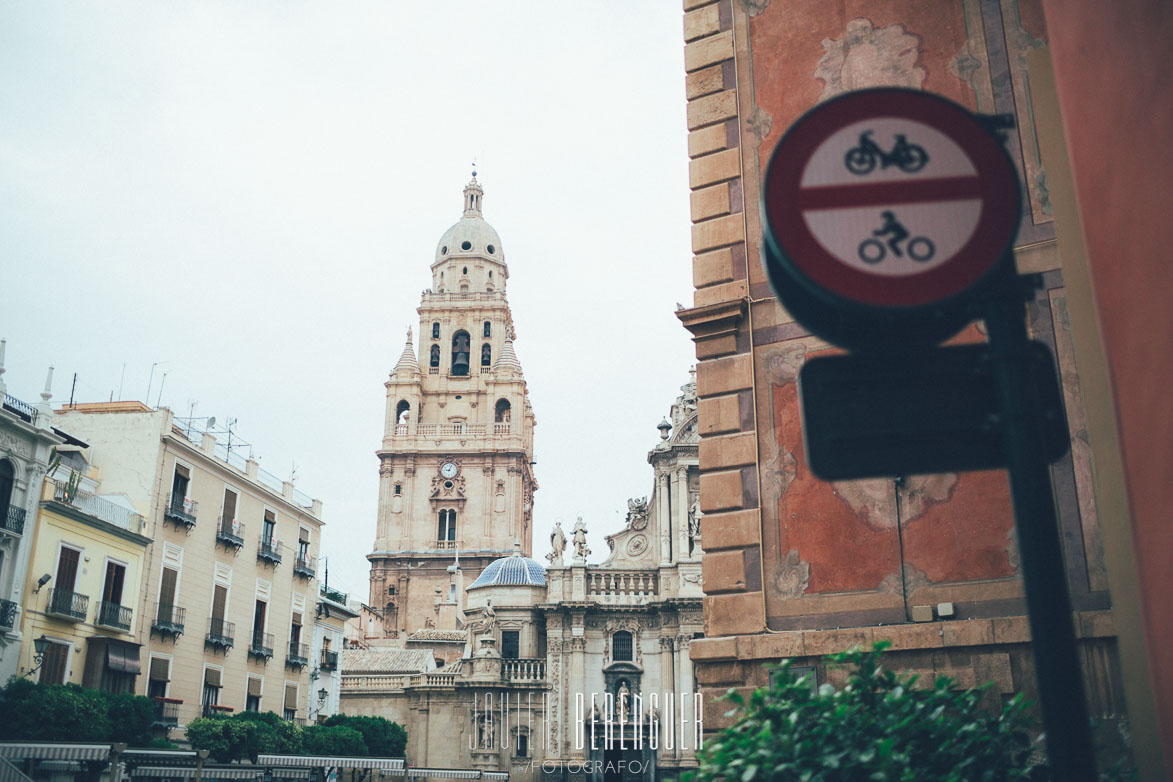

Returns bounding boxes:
[983,266,1095,781]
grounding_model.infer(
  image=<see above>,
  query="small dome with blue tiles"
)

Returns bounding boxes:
[468,545,546,590]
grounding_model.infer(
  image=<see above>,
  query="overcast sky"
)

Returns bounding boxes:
[0,3,697,600]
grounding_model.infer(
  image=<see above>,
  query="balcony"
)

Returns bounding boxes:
[205,618,235,651]
[257,536,283,566]
[435,539,461,551]
[502,658,546,683]
[96,600,133,632]
[216,517,245,549]
[320,650,338,671]
[319,584,348,606]
[0,599,17,631]
[2,394,38,425]
[204,703,234,718]
[248,631,274,661]
[1,505,25,536]
[293,554,315,580]
[164,493,198,530]
[287,642,309,669]
[46,588,88,622]
[152,697,182,727]
[151,603,185,639]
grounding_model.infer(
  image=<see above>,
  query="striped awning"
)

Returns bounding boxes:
[122,749,200,762]
[256,756,404,772]
[129,767,311,781]
[0,743,111,762]
[406,770,482,780]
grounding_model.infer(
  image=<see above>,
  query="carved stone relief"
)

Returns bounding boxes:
[815,18,926,102]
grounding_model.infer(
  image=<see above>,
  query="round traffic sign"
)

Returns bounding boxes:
[762,88,1020,347]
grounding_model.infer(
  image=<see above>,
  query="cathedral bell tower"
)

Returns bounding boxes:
[368,176,538,640]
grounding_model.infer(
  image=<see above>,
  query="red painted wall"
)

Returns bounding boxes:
[1040,0,1173,757]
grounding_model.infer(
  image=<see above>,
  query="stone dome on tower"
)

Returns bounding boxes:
[433,175,504,266]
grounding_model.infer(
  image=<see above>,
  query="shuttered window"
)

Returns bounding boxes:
[148,657,170,698]
[283,683,298,719]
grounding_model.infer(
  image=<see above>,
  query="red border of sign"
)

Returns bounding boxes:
[764,90,1019,309]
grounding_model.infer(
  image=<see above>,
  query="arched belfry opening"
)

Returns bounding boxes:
[395,401,411,425]
[481,344,492,367]
[451,331,471,376]
[430,344,441,368]
[495,399,512,423]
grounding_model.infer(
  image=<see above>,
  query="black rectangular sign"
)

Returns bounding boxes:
[799,341,1068,480]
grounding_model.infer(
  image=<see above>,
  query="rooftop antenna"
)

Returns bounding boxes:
[117,363,126,401]
[290,460,299,484]
[155,371,167,409]
[69,372,77,408]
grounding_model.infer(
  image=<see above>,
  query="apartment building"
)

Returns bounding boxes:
[0,344,64,682]
[55,402,324,732]
[19,457,151,688]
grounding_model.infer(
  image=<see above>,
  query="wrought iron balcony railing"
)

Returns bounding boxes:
[319,584,348,605]
[46,588,88,622]
[287,642,309,668]
[320,650,339,671]
[152,603,185,638]
[152,697,182,727]
[216,517,245,549]
[1,505,25,536]
[0,599,17,631]
[164,493,198,529]
[293,553,315,579]
[248,631,274,660]
[206,617,235,650]
[96,600,133,632]
[257,536,283,565]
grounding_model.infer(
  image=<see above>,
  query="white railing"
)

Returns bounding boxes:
[587,570,658,605]
[502,658,545,682]
[55,484,147,535]
[340,675,414,691]
[389,423,514,438]
[421,672,456,686]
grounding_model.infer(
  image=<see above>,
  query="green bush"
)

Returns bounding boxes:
[0,680,114,742]
[322,715,406,757]
[303,725,367,756]
[688,642,1047,782]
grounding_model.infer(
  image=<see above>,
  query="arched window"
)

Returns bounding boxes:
[451,331,470,376]
[432,322,440,339]
[612,630,633,662]
[430,344,441,368]
[395,401,410,424]
[483,321,491,337]
[495,399,512,423]
[0,459,14,519]
[481,344,492,367]
[437,509,457,544]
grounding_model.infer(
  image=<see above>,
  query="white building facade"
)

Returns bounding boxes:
[0,342,64,683]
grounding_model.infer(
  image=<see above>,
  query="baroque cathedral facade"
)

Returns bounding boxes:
[345,179,703,782]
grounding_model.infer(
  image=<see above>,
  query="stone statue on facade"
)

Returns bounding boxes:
[688,494,702,555]
[617,681,631,722]
[547,520,566,565]
[571,516,591,562]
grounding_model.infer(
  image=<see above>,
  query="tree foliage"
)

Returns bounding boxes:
[0,679,155,743]
[322,715,407,757]
[303,725,367,756]
[688,642,1048,782]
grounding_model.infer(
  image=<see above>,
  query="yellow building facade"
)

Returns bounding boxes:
[19,475,150,688]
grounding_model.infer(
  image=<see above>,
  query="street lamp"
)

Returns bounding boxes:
[22,635,50,679]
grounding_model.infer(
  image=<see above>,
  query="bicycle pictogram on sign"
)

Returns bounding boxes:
[844,130,929,175]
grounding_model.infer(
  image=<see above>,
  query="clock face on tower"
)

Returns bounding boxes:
[440,461,458,479]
